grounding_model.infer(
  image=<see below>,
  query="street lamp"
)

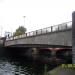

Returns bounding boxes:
[23,16,26,26]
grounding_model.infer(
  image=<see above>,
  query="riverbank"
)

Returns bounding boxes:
[47,65,75,75]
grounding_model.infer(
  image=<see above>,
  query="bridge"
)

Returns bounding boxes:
[4,21,72,47]
[0,21,72,64]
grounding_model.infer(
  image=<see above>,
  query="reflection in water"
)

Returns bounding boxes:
[0,47,48,75]
[0,47,72,75]
[0,47,45,75]
[0,58,28,75]
[0,56,45,75]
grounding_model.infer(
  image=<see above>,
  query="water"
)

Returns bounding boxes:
[0,47,46,75]
[0,47,71,75]
[0,55,46,75]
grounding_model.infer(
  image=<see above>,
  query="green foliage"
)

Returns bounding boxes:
[13,26,27,36]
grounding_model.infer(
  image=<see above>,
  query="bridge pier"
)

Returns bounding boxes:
[32,48,39,60]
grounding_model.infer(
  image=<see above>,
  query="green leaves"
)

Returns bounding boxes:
[13,26,27,36]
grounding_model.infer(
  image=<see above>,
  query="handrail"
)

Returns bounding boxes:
[6,21,72,41]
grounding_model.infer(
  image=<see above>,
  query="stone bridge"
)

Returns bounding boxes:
[5,21,72,47]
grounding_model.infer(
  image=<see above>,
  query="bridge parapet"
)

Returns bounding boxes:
[5,21,72,46]
[6,21,72,41]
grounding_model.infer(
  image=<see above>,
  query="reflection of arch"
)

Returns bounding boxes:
[56,49,72,60]
[38,48,72,64]
[39,48,51,58]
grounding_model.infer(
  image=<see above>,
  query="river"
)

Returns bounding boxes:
[0,47,49,75]
[0,55,47,75]
[0,47,72,75]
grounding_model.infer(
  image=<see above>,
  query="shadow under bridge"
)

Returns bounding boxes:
[5,44,72,64]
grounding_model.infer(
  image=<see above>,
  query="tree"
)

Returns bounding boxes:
[13,26,27,36]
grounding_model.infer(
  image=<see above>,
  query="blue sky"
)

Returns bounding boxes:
[0,0,74,36]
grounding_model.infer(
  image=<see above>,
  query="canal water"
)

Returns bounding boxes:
[0,47,53,75]
[0,56,45,75]
[0,47,71,75]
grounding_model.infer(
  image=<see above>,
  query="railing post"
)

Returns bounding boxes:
[51,26,52,32]
[46,28,47,33]
[58,25,59,31]
[26,33,27,37]
[36,30,37,35]
[41,29,42,34]
[66,23,67,29]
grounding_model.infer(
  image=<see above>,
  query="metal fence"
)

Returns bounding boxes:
[6,21,72,41]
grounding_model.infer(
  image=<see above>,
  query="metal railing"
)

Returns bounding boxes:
[6,21,72,41]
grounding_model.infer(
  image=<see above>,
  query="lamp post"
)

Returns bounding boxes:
[23,16,26,26]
